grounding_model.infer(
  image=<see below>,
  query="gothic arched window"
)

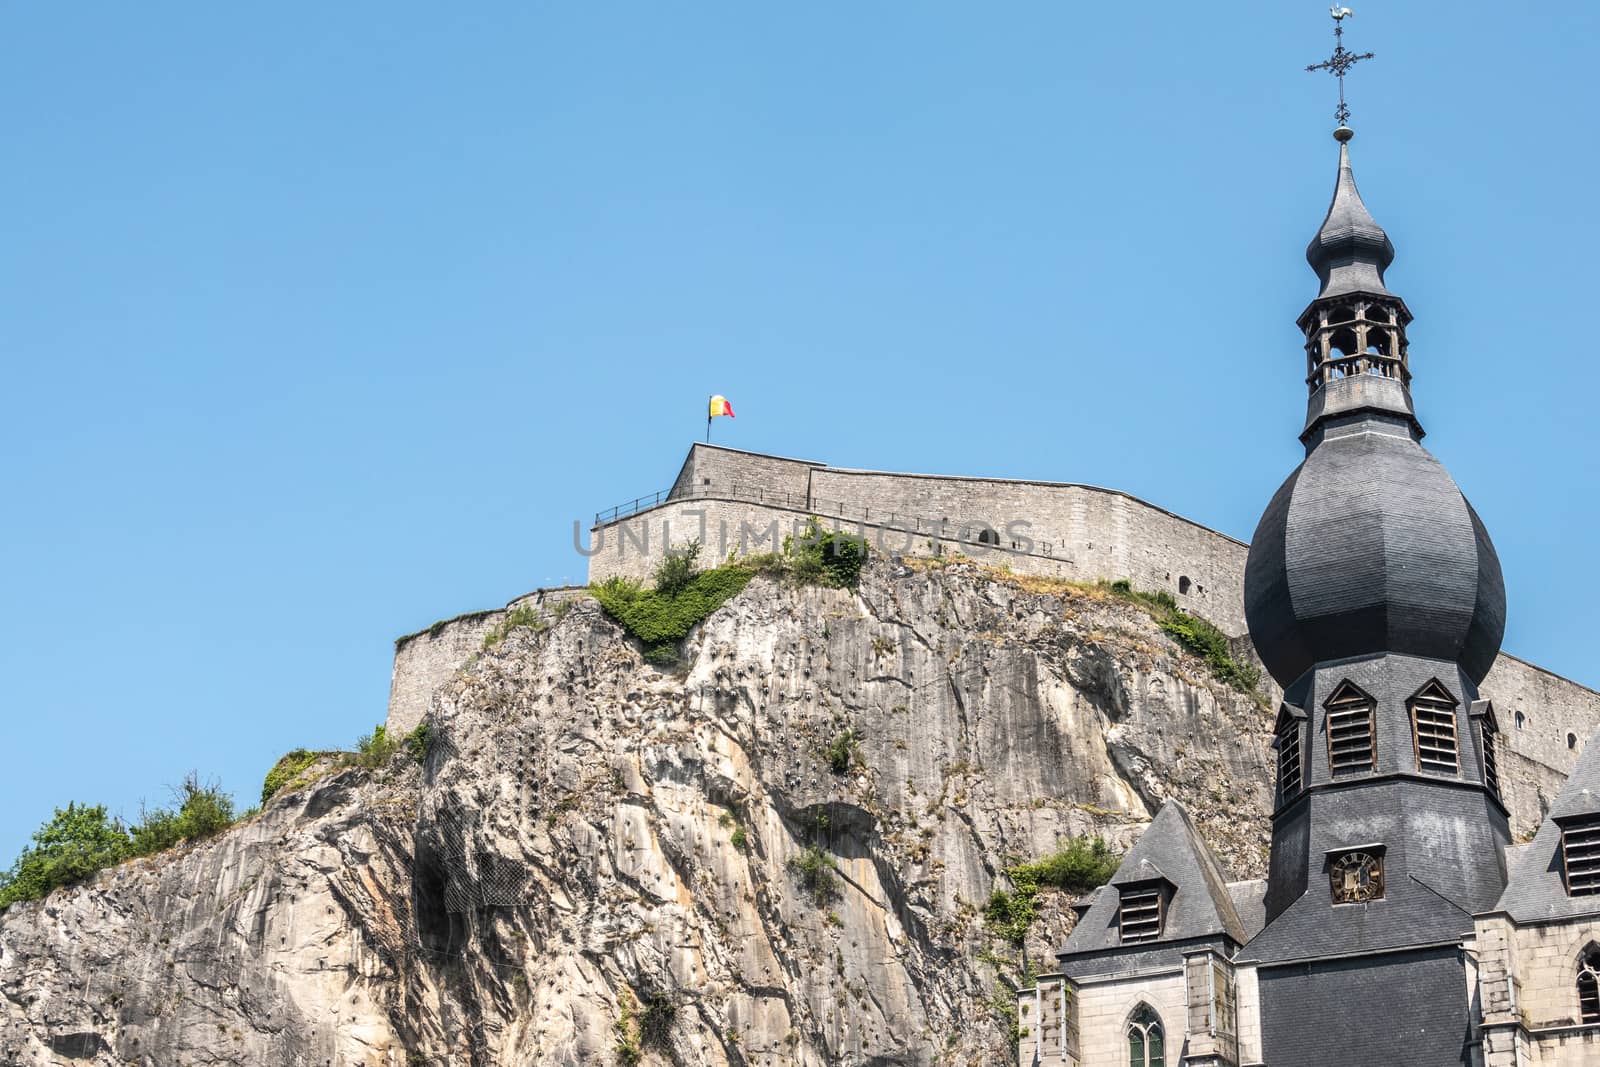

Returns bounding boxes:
[1579,946,1600,1024]
[1126,1005,1166,1067]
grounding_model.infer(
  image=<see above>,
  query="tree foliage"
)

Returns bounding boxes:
[127,774,236,857]
[0,803,131,909]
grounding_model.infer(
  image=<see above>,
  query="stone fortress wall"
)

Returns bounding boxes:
[387,586,586,735]
[589,444,1248,633]
[389,443,1600,833]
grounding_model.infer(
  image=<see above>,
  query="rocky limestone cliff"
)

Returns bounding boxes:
[0,559,1282,1066]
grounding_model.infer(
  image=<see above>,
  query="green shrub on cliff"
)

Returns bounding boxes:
[823,728,862,774]
[1158,611,1261,691]
[0,804,131,909]
[1105,580,1262,695]
[0,775,249,908]
[985,836,1120,946]
[790,519,867,589]
[482,604,544,649]
[353,724,398,768]
[262,749,322,804]
[127,774,235,856]
[590,525,872,663]
[788,844,840,905]
[405,722,433,762]
[591,542,755,664]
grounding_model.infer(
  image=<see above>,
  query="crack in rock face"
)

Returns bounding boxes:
[0,559,1277,1066]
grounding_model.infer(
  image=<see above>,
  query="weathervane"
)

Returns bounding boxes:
[1306,6,1374,136]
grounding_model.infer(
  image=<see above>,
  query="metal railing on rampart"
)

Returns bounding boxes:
[594,482,1023,543]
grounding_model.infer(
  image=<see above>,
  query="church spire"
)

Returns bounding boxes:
[1294,136,1414,412]
[1305,137,1395,301]
[1295,9,1413,408]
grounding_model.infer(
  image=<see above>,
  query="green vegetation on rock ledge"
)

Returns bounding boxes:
[824,727,862,774]
[984,836,1120,946]
[1104,579,1263,695]
[592,523,870,665]
[788,843,841,905]
[614,987,675,1064]
[0,719,439,911]
[591,542,755,665]
[0,775,237,909]
[262,749,322,804]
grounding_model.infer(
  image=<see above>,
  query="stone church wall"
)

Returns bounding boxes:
[1475,913,1600,1065]
[1071,969,1186,1066]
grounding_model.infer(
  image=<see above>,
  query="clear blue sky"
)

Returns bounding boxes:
[3,2,1596,861]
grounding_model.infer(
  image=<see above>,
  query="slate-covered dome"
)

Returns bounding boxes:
[1244,421,1506,687]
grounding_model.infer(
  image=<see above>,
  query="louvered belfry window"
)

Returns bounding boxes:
[1325,682,1376,777]
[1562,819,1600,897]
[1481,719,1502,797]
[1277,718,1304,802]
[1118,887,1164,944]
[1409,681,1460,775]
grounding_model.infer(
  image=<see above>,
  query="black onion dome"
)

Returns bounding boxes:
[1244,423,1506,687]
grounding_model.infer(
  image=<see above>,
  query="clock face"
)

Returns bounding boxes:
[1331,851,1384,903]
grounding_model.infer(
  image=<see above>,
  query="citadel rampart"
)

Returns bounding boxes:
[387,587,585,735]
[387,443,1600,838]
[589,444,1247,633]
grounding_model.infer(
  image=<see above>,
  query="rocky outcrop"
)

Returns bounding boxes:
[0,559,1278,1066]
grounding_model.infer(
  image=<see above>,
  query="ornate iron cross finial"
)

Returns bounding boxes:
[1306,7,1374,129]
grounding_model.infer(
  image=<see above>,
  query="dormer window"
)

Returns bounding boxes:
[1118,885,1165,944]
[1275,705,1307,804]
[1560,818,1600,897]
[1481,717,1502,798]
[1325,682,1376,777]
[1277,720,1304,802]
[1409,680,1460,776]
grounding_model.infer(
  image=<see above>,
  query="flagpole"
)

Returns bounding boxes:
[706,396,712,443]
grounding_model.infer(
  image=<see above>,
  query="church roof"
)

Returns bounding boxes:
[1493,727,1600,922]
[1058,802,1249,958]
[1227,879,1269,941]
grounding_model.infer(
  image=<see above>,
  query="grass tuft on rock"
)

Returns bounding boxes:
[262,750,322,804]
[788,844,840,905]
[985,836,1120,946]
[1105,579,1262,696]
